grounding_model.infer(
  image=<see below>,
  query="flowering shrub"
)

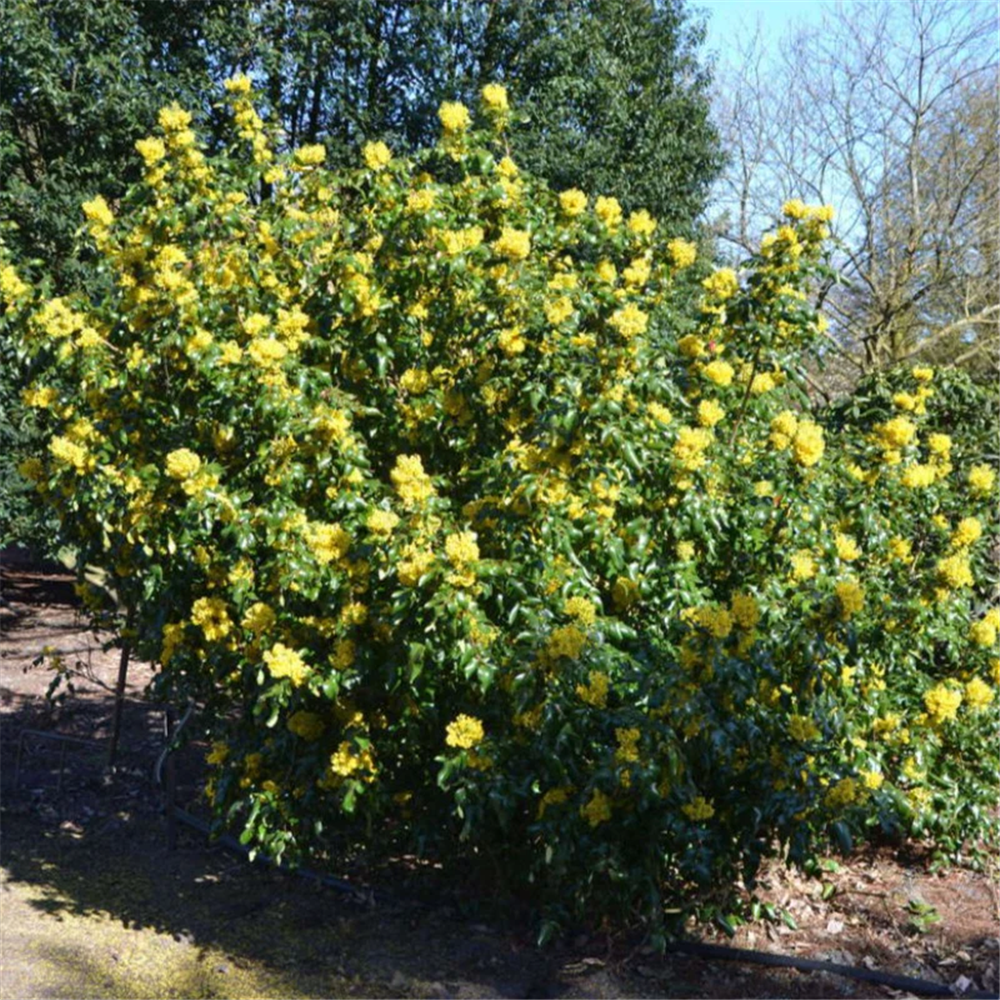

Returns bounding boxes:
[4,81,997,939]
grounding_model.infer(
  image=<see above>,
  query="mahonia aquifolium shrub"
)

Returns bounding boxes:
[3,78,997,939]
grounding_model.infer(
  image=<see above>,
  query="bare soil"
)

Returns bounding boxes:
[2,551,998,999]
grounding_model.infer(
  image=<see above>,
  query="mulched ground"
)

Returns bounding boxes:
[2,549,998,999]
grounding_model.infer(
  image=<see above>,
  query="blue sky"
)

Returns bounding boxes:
[696,0,829,65]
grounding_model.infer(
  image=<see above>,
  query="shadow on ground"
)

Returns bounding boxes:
[2,553,996,999]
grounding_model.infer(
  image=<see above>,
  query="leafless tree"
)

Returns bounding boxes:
[708,0,999,380]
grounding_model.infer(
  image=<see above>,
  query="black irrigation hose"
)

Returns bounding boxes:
[159,732,993,999]
[662,940,994,998]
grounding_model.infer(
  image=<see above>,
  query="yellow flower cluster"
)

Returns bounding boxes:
[445,714,484,749]
[788,715,821,742]
[438,101,471,133]
[493,227,531,260]
[581,788,612,827]
[546,624,588,660]
[563,596,597,626]
[825,777,857,809]
[923,683,962,725]
[682,796,715,821]
[303,521,351,565]
[835,578,865,619]
[363,141,391,170]
[329,741,376,780]
[608,303,649,340]
[559,189,587,216]
[390,454,435,505]
[937,553,973,589]
[191,596,232,642]
[576,670,609,708]
[264,643,310,686]
[481,83,509,114]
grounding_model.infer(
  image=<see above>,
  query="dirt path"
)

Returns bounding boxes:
[2,552,998,999]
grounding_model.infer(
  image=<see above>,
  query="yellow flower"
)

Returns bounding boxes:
[682,796,715,821]
[445,714,484,749]
[406,188,436,213]
[788,714,821,742]
[615,727,641,764]
[563,596,597,625]
[242,602,276,634]
[667,238,697,268]
[673,426,714,471]
[539,297,570,328]
[438,101,471,133]
[537,786,573,819]
[888,537,912,561]
[789,550,817,581]
[496,155,518,179]
[923,682,962,724]
[367,508,400,535]
[970,618,997,648]
[951,517,982,548]
[303,521,351,565]
[332,638,356,670]
[647,402,673,426]
[964,676,995,712]
[190,596,232,643]
[390,454,435,506]
[223,73,252,94]
[397,545,435,587]
[875,417,917,449]
[770,410,798,450]
[825,777,857,809]
[546,625,588,660]
[937,553,973,589]
[263,643,310,686]
[493,227,531,260]
[158,103,193,132]
[968,464,996,496]
[900,464,935,488]
[581,788,613,827]
[82,196,114,228]
[445,531,480,566]
[480,83,509,114]
[294,144,326,166]
[48,436,90,473]
[730,593,760,630]
[701,268,738,300]
[497,327,526,356]
[135,136,166,165]
[627,209,656,237]
[835,578,865,619]
[700,359,733,387]
[697,399,725,427]
[576,670,609,708]
[793,421,825,467]
[594,195,623,229]
[608,303,648,340]
[559,189,588,216]
[857,770,883,791]
[835,533,860,562]
[247,337,288,366]
[677,541,696,561]
[911,365,934,382]
[687,604,733,639]
[329,741,376,780]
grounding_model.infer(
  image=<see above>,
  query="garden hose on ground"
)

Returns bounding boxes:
[165,797,992,999]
